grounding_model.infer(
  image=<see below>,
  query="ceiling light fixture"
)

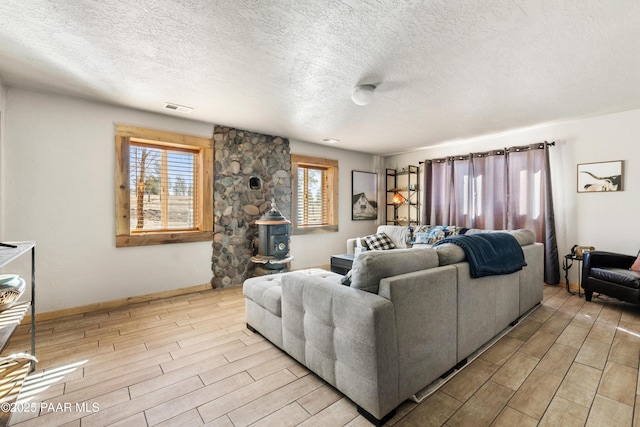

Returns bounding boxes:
[351,84,376,106]
[322,138,339,144]
[164,102,193,113]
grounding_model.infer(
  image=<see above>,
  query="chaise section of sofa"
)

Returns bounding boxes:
[281,272,400,422]
[244,269,343,350]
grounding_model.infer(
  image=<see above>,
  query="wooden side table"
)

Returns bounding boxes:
[330,254,354,275]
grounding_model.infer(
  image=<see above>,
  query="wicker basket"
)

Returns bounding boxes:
[0,353,38,400]
[0,276,26,311]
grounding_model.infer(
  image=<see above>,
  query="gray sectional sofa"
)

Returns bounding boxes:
[243,228,544,426]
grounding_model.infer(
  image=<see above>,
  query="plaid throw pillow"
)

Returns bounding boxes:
[362,232,396,250]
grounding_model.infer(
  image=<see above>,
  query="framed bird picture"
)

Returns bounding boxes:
[577,160,623,192]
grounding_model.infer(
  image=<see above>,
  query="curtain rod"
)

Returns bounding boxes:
[418,141,555,164]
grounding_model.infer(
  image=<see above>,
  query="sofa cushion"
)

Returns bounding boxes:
[413,232,430,244]
[362,232,396,250]
[417,225,463,244]
[243,269,343,317]
[591,267,640,289]
[350,248,439,293]
[463,228,535,246]
[509,229,536,246]
[243,275,284,317]
[434,243,466,265]
[376,225,411,248]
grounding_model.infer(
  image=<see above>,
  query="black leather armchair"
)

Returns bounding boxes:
[582,251,640,303]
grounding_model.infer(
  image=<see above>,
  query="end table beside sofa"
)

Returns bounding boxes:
[243,226,544,425]
[330,253,354,275]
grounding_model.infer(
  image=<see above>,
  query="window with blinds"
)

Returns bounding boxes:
[297,166,328,225]
[129,142,200,232]
[115,125,213,247]
[291,154,339,234]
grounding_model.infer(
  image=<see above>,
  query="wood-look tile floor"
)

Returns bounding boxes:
[3,283,640,426]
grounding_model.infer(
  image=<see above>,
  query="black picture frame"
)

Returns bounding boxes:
[352,170,377,220]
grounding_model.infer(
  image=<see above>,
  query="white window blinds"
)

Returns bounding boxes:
[129,142,200,232]
[297,166,328,226]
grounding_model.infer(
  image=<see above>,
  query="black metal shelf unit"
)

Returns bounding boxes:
[385,166,419,226]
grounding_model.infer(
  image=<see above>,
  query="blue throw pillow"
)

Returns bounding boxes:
[413,232,430,244]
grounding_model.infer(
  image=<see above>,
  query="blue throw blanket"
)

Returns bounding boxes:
[433,233,527,278]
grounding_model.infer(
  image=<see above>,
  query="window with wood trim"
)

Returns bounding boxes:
[115,125,213,247]
[291,154,338,234]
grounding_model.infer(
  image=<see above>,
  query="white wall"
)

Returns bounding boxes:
[288,141,379,269]
[386,109,640,283]
[0,80,6,238]
[2,88,378,312]
[3,88,215,312]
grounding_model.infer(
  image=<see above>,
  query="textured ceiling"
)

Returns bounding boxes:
[1,1,639,155]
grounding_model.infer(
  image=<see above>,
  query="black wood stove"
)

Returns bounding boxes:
[251,200,293,274]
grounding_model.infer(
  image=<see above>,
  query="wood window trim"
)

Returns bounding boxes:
[115,125,213,247]
[291,154,339,235]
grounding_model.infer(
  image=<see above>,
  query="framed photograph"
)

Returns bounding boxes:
[577,160,623,192]
[352,170,377,220]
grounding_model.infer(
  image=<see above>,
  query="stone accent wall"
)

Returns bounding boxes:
[212,126,291,288]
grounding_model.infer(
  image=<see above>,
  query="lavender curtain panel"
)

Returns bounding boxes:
[423,143,560,284]
[469,151,508,230]
[424,158,454,225]
[506,144,560,284]
[421,161,432,225]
